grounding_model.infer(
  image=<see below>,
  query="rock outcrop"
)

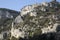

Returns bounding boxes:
[11,0,60,40]
[0,8,19,40]
[1,0,60,40]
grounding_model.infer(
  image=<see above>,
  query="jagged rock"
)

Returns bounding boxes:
[3,0,60,40]
[14,15,23,23]
[0,8,19,40]
[12,0,60,39]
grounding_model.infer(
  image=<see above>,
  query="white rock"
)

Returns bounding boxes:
[41,7,46,11]
[21,5,33,16]
[41,23,58,34]
[0,34,3,40]
[29,12,37,16]
[11,28,25,38]
[42,2,49,6]
[14,15,23,23]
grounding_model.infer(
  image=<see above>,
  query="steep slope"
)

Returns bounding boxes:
[0,8,19,33]
[12,0,60,40]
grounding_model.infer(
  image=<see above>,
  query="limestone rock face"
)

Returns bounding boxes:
[12,0,60,39]
[14,15,23,23]
[1,0,60,40]
[0,8,19,40]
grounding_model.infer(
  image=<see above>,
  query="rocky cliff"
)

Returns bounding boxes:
[0,8,19,33]
[1,0,60,40]
[12,0,60,40]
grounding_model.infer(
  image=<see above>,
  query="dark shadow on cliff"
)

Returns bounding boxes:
[19,25,60,40]
[19,32,60,40]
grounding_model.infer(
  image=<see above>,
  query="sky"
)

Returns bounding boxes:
[0,0,60,11]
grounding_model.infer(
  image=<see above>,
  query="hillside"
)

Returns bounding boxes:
[0,8,19,33]
[12,0,60,40]
[1,0,60,40]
